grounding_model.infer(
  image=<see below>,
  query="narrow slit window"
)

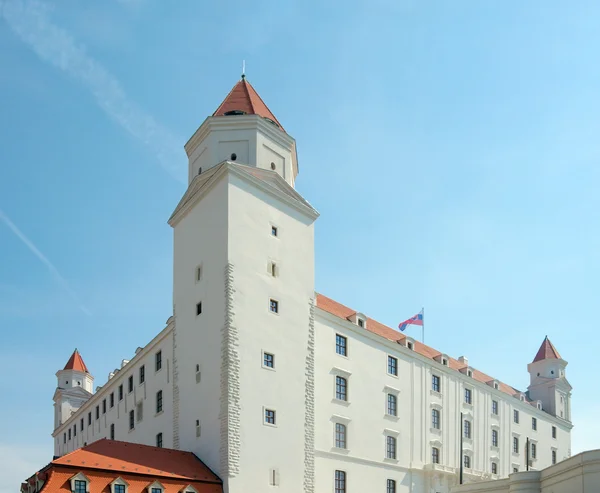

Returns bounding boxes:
[196,302,202,316]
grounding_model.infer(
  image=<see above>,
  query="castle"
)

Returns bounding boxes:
[52,77,573,493]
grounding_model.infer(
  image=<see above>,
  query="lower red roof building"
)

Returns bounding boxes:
[22,439,222,493]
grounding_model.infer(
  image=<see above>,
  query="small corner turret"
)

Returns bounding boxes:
[53,349,94,431]
[527,336,572,421]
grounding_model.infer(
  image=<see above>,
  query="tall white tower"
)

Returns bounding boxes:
[53,349,94,430]
[169,77,319,493]
[527,336,572,421]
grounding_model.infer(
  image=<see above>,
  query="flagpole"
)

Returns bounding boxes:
[422,307,425,344]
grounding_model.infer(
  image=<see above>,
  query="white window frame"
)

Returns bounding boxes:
[332,367,351,404]
[146,481,164,493]
[263,407,277,427]
[110,477,129,493]
[261,350,276,371]
[70,473,90,493]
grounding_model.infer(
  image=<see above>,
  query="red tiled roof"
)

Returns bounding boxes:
[52,439,220,482]
[316,293,526,400]
[213,78,285,132]
[63,349,89,373]
[532,336,561,363]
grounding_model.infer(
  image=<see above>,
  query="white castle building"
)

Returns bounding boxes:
[52,77,573,493]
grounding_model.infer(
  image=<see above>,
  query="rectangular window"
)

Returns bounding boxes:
[265,409,276,425]
[335,334,347,356]
[387,479,396,493]
[335,376,347,401]
[63,432,66,444]
[464,455,471,469]
[137,402,143,422]
[151,488,160,493]
[492,462,498,475]
[196,419,201,437]
[269,299,279,313]
[464,420,471,439]
[95,405,99,420]
[514,409,519,423]
[388,356,398,376]
[513,437,519,453]
[73,424,76,437]
[432,409,440,429]
[118,384,123,401]
[531,443,537,459]
[269,261,277,277]
[432,374,440,393]
[129,410,134,430]
[110,392,114,408]
[110,423,114,440]
[552,426,557,438]
[156,390,163,413]
[74,480,86,493]
[196,265,202,282]
[156,350,162,371]
[465,388,472,404]
[271,225,278,237]
[139,365,145,384]
[492,400,498,415]
[88,412,91,426]
[532,417,537,430]
[552,450,557,464]
[386,436,397,460]
[196,302,202,316]
[263,352,275,368]
[492,429,498,447]
[128,375,133,393]
[80,418,84,431]
[156,432,163,448]
[387,394,397,417]
[102,399,106,414]
[68,429,71,440]
[335,423,347,449]
[432,447,440,464]
[334,470,346,493]
[114,485,125,493]
[357,318,364,327]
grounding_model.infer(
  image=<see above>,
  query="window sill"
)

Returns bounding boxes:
[491,412,499,419]
[384,458,399,464]
[387,373,399,380]
[263,422,277,428]
[430,427,441,435]
[490,446,499,452]
[331,447,350,455]
[463,402,473,409]
[155,411,164,417]
[335,353,349,360]
[384,414,399,422]
[332,398,350,407]
[430,390,442,398]
[261,365,276,372]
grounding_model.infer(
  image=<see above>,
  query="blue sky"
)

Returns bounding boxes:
[1,0,599,488]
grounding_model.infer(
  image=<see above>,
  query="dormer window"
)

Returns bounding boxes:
[70,473,90,493]
[347,312,367,329]
[147,481,164,493]
[357,318,365,328]
[520,394,526,402]
[467,370,473,377]
[401,336,415,350]
[434,354,450,366]
[111,477,128,493]
[407,341,413,350]
[180,487,199,493]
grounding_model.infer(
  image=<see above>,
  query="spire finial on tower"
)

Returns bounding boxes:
[241,60,246,79]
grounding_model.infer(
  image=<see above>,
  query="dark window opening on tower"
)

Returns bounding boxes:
[224,110,246,116]
[230,153,237,161]
[263,117,280,128]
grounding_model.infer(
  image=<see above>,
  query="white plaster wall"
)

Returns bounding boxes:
[225,173,315,493]
[187,117,296,187]
[313,311,572,493]
[451,450,600,493]
[52,328,173,456]
[171,177,229,476]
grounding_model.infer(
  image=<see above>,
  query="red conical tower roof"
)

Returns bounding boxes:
[213,77,285,132]
[532,336,561,363]
[63,349,90,373]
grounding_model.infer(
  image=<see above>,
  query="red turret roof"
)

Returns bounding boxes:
[213,78,285,132]
[63,349,89,373]
[532,336,561,363]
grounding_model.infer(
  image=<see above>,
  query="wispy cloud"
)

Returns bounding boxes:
[0,0,186,183]
[0,209,91,316]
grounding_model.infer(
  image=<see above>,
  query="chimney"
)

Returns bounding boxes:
[458,356,469,366]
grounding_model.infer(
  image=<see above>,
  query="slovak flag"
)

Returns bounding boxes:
[398,310,424,331]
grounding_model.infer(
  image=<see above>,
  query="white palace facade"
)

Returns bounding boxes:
[52,78,573,493]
